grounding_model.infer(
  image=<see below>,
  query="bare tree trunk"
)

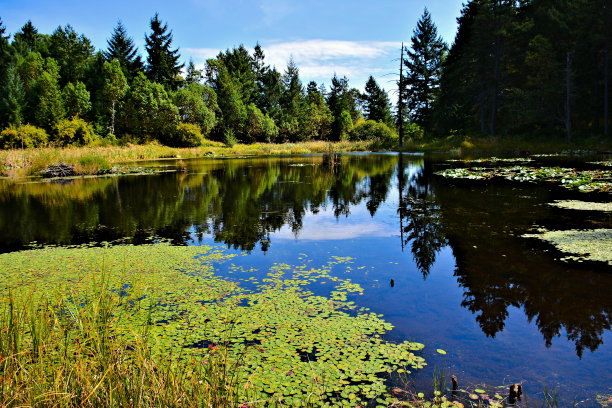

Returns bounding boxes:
[398,43,405,147]
[491,1,502,138]
[605,0,611,143]
[111,99,116,135]
[566,52,572,143]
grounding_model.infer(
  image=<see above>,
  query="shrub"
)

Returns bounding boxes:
[0,124,49,149]
[54,117,96,146]
[348,120,398,145]
[170,123,205,147]
[224,129,237,147]
[405,122,424,141]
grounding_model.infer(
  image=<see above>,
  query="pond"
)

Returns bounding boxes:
[0,152,610,406]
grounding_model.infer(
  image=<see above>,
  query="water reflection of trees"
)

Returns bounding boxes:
[0,155,401,252]
[433,177,612,357]
[397,154,447,278]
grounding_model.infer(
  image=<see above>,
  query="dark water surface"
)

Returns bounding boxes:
[1,153,610,405]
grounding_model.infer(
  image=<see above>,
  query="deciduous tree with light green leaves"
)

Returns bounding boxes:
[102,59,128,135]
[62,81,91,118]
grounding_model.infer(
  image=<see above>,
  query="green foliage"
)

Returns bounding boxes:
[33,61,65,131]
[338,110,354,140]
[104,20,143,80]
[173,82,218,136]
[54,116,96,146]
[224,129,238,147]
[0,124,48,149]
[405,122,424,141]
[362,76,394,127]
[349,120,398,146]
[124,72,179,142]
[102,59,128,134]
[145,13,184,90]
[245,103,278,143]
[171,123,205,147]
[403,8,447,129]
[1,66,26,127]
[211,63,248,138]
[62,81,91,118]
[48,24,95,86]
[0,243,427,406]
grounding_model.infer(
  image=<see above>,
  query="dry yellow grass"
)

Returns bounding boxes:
[0,140,373,178]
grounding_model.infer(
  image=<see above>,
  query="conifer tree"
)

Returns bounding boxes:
[104,20,143,81]
[363,76,394,127]
[13,20,38,55]
[185,59,203,85]
[403,8,446,131]
[145,13,184,90]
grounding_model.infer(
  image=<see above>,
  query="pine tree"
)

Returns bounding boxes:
[145,13,184,90]
[185,59,203,85]
[403,8,447,131]
[48,25,95,86]
[104,20,143,81]
[13,20,38,55]
[0,66,26,127]
[0,17,13,80]
[363,76,394,127]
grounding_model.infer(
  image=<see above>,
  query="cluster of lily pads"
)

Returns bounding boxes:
[437,166,612,193]
[446,157,533,164]
[523,228,612,265]
[0,243,427,407]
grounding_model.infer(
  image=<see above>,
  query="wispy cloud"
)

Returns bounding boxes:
[183,39,401,89]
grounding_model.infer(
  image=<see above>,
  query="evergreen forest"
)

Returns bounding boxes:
[0,0,610,149]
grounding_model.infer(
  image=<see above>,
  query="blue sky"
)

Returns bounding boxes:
[1,0,464,93]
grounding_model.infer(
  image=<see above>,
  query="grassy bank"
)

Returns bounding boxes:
[401,134,612,154]
[0,140,374,178]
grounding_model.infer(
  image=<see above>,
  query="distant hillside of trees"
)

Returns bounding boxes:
[1,0,610,149]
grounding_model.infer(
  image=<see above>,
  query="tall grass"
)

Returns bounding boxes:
[0,266,251,407]
[0,140,374,178]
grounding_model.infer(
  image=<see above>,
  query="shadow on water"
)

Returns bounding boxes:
[0,152,611,404]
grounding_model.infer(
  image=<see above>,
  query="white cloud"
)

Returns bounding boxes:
[183,47,221,62]
[182,39,401,90]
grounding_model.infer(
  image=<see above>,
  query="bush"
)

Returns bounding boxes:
[54,117,96,146]
[348,120,398,145]
[0,124,49,149]
[405,122,424,141]
[170,123,205,147]
[224,129,237,147]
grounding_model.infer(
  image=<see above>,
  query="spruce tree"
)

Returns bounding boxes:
[403,8,447,131]
[104,20,143,81]
[13,20,38,55]
[363,76,394,127]
[185,59,203,84]
[0,17,13,80]
[48,25,95,86]
[145,13,184,90]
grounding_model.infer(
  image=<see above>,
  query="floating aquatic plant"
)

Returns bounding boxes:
[548,200,612,212]
[523,229,612,265]
[0,243,427,406]
[437,166,612,193]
